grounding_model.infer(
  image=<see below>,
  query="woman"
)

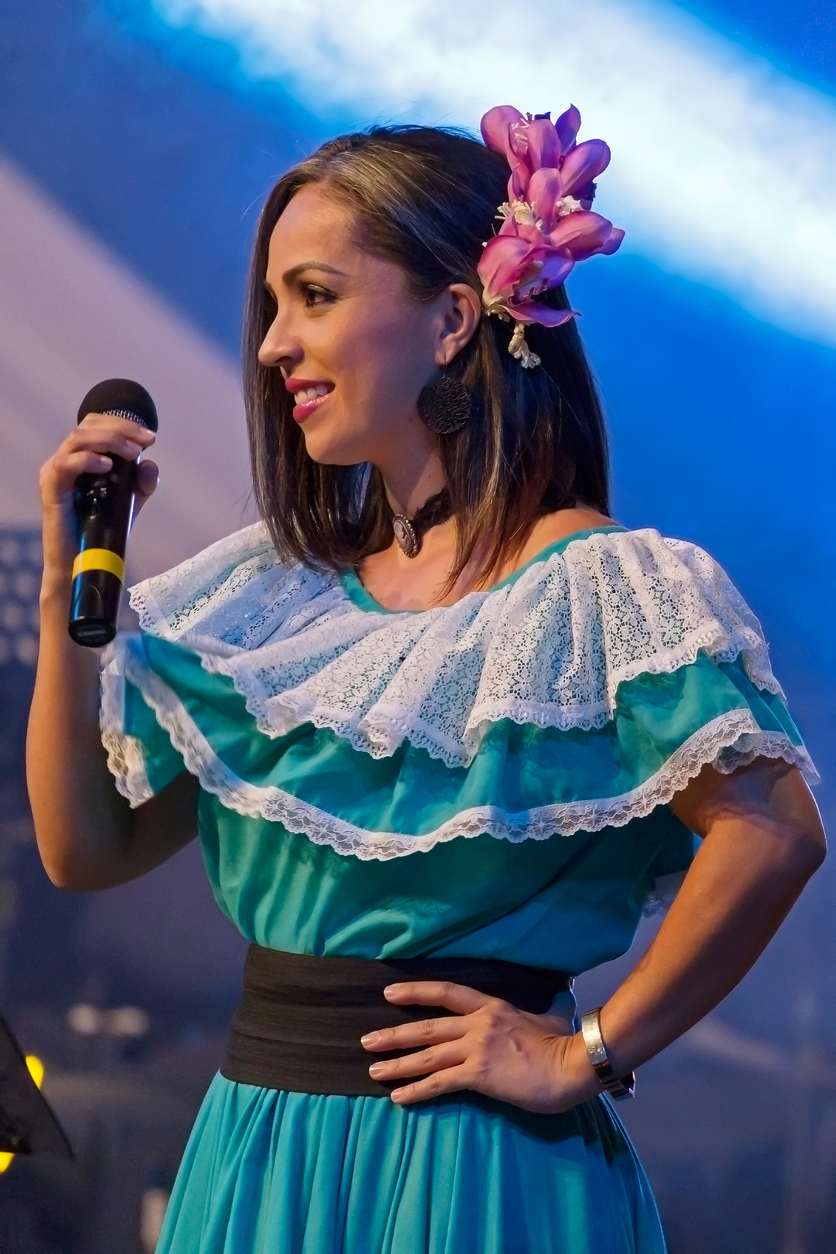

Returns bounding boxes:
[28,106,825,1253]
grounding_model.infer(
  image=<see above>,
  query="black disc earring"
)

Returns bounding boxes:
[417,369,472,436]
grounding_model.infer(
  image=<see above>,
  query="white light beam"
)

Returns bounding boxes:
[155,0,836,345]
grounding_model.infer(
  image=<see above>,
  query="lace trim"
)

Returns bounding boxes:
[99,651,153,804]
[100,654,818,860]
[127,526,790,769]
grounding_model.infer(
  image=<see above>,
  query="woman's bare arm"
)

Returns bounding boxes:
[27,412,198,892]
[361,757,826,1109]
[594,757,826,1077]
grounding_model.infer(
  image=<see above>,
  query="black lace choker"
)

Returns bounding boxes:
[391,489,453,559]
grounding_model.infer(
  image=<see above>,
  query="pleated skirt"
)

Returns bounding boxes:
[156,1073,666,1254]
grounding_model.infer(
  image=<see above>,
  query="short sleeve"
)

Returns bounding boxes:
[100,635,188,804]
[99,524,818,859]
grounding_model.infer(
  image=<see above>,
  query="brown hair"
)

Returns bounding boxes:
[243,125,610,590]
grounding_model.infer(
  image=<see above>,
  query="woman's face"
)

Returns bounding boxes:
[258,183,477,471]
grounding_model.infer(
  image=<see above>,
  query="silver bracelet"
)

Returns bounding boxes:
[580,1008,636,1101]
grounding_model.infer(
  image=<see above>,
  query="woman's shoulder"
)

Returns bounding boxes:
[488,506,618,584]
[522,506,618,551]
[503,510,751,589]
[507,517,757,646]
[479,520,783,706]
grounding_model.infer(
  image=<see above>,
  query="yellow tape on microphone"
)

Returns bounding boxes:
[72,548,126,583]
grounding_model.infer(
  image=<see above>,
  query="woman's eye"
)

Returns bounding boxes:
[303,284,335,308]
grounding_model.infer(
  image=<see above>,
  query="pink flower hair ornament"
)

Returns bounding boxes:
[477,104,624,368]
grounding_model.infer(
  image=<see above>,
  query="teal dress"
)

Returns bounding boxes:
[100,523,816,1254]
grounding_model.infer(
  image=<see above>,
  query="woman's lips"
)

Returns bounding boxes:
[292,389,334,422]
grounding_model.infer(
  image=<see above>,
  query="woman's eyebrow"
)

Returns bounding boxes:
[281,262,348,285]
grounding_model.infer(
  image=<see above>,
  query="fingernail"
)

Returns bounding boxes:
[368,1063,385,1077]
[383,984,402,996]
[360,1032,378,1047]
[390,1089,404,1103]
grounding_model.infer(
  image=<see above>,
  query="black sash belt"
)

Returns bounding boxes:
[221,945,572,1097]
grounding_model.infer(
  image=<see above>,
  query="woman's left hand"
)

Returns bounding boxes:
[360,980,600,1112]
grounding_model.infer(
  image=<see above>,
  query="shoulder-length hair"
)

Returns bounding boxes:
[243,125,610,590]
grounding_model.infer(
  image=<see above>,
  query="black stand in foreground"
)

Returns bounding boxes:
[0,1014,73,1157]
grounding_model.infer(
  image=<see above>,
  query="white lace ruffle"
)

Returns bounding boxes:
[126,523,789,770]
[100,650,153,805]
[100,646,817,860]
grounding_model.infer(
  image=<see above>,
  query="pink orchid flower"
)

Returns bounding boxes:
[476,103,624,361]
[479,235,576,327]
[481,104,609,209]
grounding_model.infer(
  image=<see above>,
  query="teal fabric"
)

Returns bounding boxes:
[120,638,802,973]
[158,1077,665,1254]
[196,796,688,971]
[114,525,809,1254]
[128,637,802,840]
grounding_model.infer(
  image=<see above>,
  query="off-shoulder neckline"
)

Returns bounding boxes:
[339,525,629,615]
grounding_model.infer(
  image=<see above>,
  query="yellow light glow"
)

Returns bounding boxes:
[0,1055,44,1173]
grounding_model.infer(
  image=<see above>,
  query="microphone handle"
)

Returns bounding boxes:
[69,456,137,648]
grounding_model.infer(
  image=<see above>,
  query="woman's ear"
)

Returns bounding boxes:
[435,283,483,366]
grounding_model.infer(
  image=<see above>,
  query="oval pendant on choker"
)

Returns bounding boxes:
[390,489,453,559]
[392,515,420,559]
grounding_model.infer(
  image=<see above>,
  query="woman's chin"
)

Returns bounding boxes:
[300,431,367,468]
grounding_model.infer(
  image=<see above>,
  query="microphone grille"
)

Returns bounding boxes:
[77,379,159,433]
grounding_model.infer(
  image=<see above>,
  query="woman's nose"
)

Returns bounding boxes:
[258,315,301,370]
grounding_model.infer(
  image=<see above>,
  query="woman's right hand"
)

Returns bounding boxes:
[38,412,159,595]
[29,410,199,892]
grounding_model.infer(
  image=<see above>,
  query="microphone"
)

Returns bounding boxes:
[68,379,159,648]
